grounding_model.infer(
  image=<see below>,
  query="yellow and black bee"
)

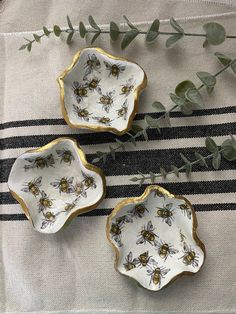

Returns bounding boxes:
[123,252,137,271]
[116,215,133,225]
[38,191,53,213]
[133,251,155,268]
[98,90,115,113]
[92,116,113,126]
[147,262,170,287]
[41,211,62,230]
[50,177,74,194]
[72,81,88,104]
[73,104,91,122]
[24,154,55,171]
[56,149,75,165]
[64,197,79,213]
[120,78,135,96]
[83,53,101,77]
[21,176,42,197]
[136,220,158,246]
[104,61,125,79]
[179,203,192,220]
[128,202,149,219]
[179,242,199,267]
[110,221,124,247]
[84,76,102,94]
[156,203,175,226]
[82,172,96,189]
[73,181,87,198]
[117,99,128,120]
[156,240,179,261]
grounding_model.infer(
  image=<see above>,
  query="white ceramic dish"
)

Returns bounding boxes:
[8,138,106,234]
[58,47,147,135]
[107,185,206,291]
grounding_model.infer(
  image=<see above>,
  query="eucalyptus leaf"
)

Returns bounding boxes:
[185,88,204,108]
[53,25,62,37]
[180,103,193,115]
[206,86,214,95]
[149,171,155,183]
[221,137,236,161]
[171,165,179,177]
[66,32,74,44]
[146,19,160,43]
[131,124,143,133]
[19,44,27,50]
[185,164,192,178]
[212,151,221,169]
[123,15,137,30]
[109,145,116,160]
[33,34,41,42]
[164,112,171,127]
[194,152,208,168]
[88,15,101,31]
[166,33,183,48]
[79,22,87,38]
[203,22,226,45]
[92,157,100,163]
[144,115,160,128]
[214,52,232,66]
[142,129,149,141]
[175,80,196,98]
[196,71,216,87]
[129,136,137,146]
[115,139,125,150]
[43,26,51,36]
[152,101,166,112]
[91,31,101,44]
[205,137,218,153]
[180,153,190,165]
[67,15,74,30]
[27,43,32,52]
[130,177,139,182]
[169,93,186,106]
[231,60,236,74]
[110,21,120,41]
[160,167,167,179]
[170,17,184,34]
[121,29,139,50]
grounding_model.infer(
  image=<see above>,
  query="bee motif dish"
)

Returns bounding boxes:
[107,185,206,291]
[58,47,147,135]
[8,138,106,234]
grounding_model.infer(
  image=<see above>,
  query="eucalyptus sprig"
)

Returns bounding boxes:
[130,135,236,185]
[19,16,236,52]
[92,53,236,164]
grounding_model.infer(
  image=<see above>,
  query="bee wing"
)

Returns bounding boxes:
[103,61,111,69]
[50,182,59,188]
[147,220,153,230]
[68,177,74,184]
[149,258,158,267]
[132,258,139,265]
[96,86,102,95]
[56,149,63,155]
[76,96,82,104]
[166,217,172,226]
[73,104,79,112]
[146,269,153,275]
[35,176,42,186]
[40,190,47,198]
[183,242,189,252]
[41,221,49,230]
[119,65,126,72]
[169,247,179,254]
[126,216,133,223]
[161,268,171,276]
[127,251,133,262]
[21,187,29,193]
[24,157,34,163]
[136,237,145,245]
[187,209,192,219]
[73,81,80,88]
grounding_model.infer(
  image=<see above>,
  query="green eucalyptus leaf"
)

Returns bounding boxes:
[43,26,51,36]
[110,21,120,41]
[185,163,192,178]
[152,101,166,112]
[170,17,184,33]
[19,44,27,50]
[88,15,101,31]
[221,137,236,161]
[131,124,143,133]
[146,19,160,43]
[212,151,221,170]
[214,52,232,66]
[164,112,171,127]
[175,80,196,98]
[33,34,41,42]
[166,33,183,48]
[180,153,190,165]
[123,15,137,30]
[130,177,139,182]
[169,93,186,106]
[149,171,155,183]
[203,39,209,48]
[142,129,149,141]
[79,22,87,38]
[91,31,101,44]
[180,103,193,115]
[171,165,179,177]
[205,137,218,153]
[206,86,214,95]
[203,22,226,45]
[67,15,74,30]
[92,157,100,163]
[66,32,74,44]
[27,43,32,52]
[115,139,125,150]
[196,71,216,87]
[53,25,62,37]
[139,178,145,186]
[185,88,204,108]
[231,60,236,74]
[230,134,236,150]
[129,135,137,146]
[121,29,139,50]
[194,152,208,168]
[160,167,167,179]
[109,145,116,160]
[144,115,160,128]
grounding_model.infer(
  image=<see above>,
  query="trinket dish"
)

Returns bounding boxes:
[58,47,147,135]
[8,138,106,234]
[107,185,205,291]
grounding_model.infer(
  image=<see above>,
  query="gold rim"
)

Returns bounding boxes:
[57,47,147,136]
[8,137,106,233]
[106,185,206,291]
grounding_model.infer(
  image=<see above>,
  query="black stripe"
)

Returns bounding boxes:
[1,106,235,130]
[0,203,235,221]
[1,122,236,150]
[1,147,235,183]
[2,180,236,205]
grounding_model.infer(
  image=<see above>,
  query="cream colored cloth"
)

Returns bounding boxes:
[0,1,236,313]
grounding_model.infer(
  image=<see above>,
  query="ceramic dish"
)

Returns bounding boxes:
[8,138,106,234]
[107,185,206,291]
[58,47,147,135]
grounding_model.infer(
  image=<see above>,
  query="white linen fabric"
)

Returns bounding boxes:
[0,0,236,313]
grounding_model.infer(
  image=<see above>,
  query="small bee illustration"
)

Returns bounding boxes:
[84,76,102,94]
[56,149,75,165]
[156,240,179,261]
[24,154,55,171]
[110,221,123,247]
[154,189,165,198]
[21,176,42,197]
[92,116,113,126]
[82,172,96,189]
[156,203,175,226]
[179,203,192,220]
[147,261,170,287]
[104,61,125,79]
[117,99,128,120]
[38,191,53,213]
[64,198,79,212]
[41,211,61,230]
[133,251,156,268]
[120,78,135,96]
[98,90,115,113]
[50,177,74,194]
[128,203,149,219]
[179,242,199,267]
[73,104,91,122]
[74,182,87,198]
[179,230,186,243]
[136,220,158,246]
[83,53,101,77]
[123,252,137,271]
[115,215,133,225]
[72,81,88,103]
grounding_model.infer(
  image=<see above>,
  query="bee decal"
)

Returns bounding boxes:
[83,54,101,77]
[41,211,61,230]
[74,182,87,198]
[117,99,128,120]
[72,82,88,104]
[82,172,96,189]
[120,78,135,96]
[92,116,113,126]
[156,203,175,226]
[38,191,53,212]
[21,176,42,197]
[133,251,156,268]
[104,61,125,79]
[156,240,179,261]
[50,177,74,194]
[154,189,164,198]
[84,76,102,94]
[179,242,199,267]
[24,154,55,171]
[73,104,91,122]
[110,221,123,247]
[123,252,137,271]
[136,220,158,246]
[128,203,149,219]
[179,203,192,220]
[98,90,115,113]
[147,261,170,287]
[56,149,75,165]
[115,215,133,225]
[64,198,79,213]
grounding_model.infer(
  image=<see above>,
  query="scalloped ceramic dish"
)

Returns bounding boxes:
[58,47,147,135]
[8,138,106,234]
[107,185,206,291]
